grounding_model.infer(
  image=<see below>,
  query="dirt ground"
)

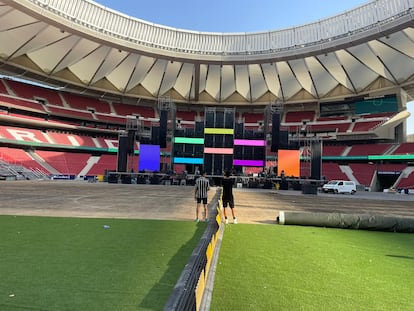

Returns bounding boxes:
[1,180,414,223]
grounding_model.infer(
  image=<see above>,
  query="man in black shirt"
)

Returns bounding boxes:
[221,171,237,224]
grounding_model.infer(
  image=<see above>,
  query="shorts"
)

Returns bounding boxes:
[197,197,208,204]
[222,199,234,209]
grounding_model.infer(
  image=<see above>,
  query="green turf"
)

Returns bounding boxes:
[211,224,414,311]
[0,215,206,311]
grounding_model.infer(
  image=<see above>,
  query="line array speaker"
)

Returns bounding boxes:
[159,110,168,148]
[117,135,128,172]
[271,113,280,152]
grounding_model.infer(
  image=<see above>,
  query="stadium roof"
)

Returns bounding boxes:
[1,0,414,105]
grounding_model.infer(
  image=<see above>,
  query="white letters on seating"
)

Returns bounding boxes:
[7,129,43,143]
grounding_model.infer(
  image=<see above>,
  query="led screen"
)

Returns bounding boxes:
[139,144,160,171]
[233,159,264,167]
[173,157,204,164]
[233,139,266,146]
[204,147,234,154]
[174,137,205,144]
[204,128,234,135]
[278,149,300,177]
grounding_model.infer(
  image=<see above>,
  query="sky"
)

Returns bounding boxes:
[95,0,414,134]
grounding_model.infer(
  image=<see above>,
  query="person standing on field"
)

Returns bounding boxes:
[195,171,210,222]
[221,171,237,224]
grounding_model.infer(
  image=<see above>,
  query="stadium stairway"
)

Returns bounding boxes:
[340,165,358,184]
[27,150,60,175]
[394,166,414,189]
[77,156,100,177]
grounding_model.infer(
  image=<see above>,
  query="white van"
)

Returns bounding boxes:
[322,180,356,194]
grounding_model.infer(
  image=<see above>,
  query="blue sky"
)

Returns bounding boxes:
[96,0,368,32]
[96,0,413,134]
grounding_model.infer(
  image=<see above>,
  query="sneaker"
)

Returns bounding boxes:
[205,218,209,223]
[225,218,229,224]
[195,218,200,223]
[233,218,238,224]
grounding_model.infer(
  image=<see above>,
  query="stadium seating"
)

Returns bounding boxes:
[176,111,197,122]
[5,79,64,106]
[285,111,315,123]
[46,105,95,122]
[0,79,8,93]
[86,154,118,175]
[0,147,50,174]
[349,163,376,187]
[392,143,414,155]
[112,102,155,118]
[300,161,311,178]
[352,120,384,132]
[346,143,392,156]
[0,93,47,113]
[396,170,414,189]
[34,150,91,175]
[306,122,351,134]
[46,131,97,148]
[63,93,111,114]
[243,112,263,124]
[322,145,346,156]
[94,113,126,124]
[322,163,348,181]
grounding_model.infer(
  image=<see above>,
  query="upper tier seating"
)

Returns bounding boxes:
[359,112,396,119]
[0,93,46,112]
[316,116,349,122]
[94,113,126,124]
[285,111,315,123]
[306,122,351,133]
[5,79,64,106]
[352,120,384,132]
[46,105,95,121]
[243,112,263,124]
[63,93,111,114]
[112,102,155,118]
[176,111,197,122]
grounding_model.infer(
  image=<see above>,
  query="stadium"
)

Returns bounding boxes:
[0,0,414,310]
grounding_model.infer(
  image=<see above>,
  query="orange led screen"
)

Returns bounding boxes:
[278,149,300,177]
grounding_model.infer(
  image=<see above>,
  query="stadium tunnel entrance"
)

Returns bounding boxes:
[376,171,400,191]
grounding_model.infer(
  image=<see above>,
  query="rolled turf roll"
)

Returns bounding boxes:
[277,211,414,233]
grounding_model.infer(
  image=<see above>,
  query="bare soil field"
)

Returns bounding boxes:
[1,180,413,224]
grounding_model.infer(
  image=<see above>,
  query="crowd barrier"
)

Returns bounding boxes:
[164,189,222,311]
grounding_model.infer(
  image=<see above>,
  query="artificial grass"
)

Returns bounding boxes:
[0,215,206,311]
[211,224,414,311]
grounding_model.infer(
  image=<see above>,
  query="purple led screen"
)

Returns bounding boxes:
[233,159,264,167]
[233,139,266,146]
[139,144,160,171]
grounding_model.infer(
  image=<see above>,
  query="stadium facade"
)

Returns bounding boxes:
[0,0,413,191]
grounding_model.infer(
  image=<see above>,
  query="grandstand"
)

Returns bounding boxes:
[0,0,413,191]
[1,2,414,311]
